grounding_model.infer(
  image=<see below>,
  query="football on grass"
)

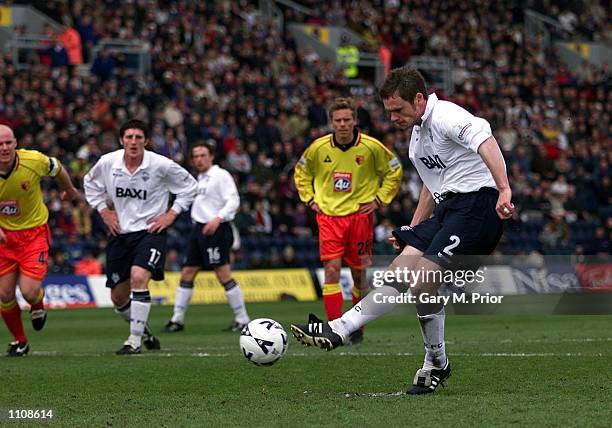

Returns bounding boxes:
[239,318,288,366]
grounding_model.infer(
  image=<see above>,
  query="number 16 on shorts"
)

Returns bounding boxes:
[207,247,220,264]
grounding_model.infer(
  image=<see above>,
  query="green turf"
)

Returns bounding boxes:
[1,300,611,427]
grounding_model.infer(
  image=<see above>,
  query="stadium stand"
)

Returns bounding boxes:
[1,0,609,273]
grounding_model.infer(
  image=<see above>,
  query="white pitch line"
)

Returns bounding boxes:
[342,391,406,398]
[29,351,606,358]
[26,336,612,357]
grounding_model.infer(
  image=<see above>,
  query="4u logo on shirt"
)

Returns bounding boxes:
[333,172,352,192]
[419,155,447,170]
[0,200,19,216]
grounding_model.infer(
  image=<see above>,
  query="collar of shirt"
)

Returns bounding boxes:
[420,92,439,124]
[112,149,151,174]
[199,164,219,179]
[331,128,361,151]
[0,153,18,179]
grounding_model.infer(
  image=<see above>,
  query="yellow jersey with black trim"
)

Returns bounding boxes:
[0,149,61,230]
[294,131,402,216]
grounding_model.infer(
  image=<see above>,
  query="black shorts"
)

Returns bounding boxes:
[182,222,233,269]
[106,230,167,288]
[392,187,503,268]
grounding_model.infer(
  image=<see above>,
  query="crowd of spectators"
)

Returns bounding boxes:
[1,0,610,272]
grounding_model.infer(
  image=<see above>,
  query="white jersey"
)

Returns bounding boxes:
[190,164,240,223]
[409,93,501,203]
[84,149,197,234]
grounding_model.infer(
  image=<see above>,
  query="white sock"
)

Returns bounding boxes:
[114,301,131,322]
[417,307,447,370]
[225,285,249,324]
[115,299,154,337]
[130,299,151,348]
[329,285,401,341]
[126,335,141,348]
[171,286,193,324]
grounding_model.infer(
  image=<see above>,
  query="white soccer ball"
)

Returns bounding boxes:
[239,318,288,366]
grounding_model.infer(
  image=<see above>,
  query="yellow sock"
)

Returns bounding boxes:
[0,299,18,311]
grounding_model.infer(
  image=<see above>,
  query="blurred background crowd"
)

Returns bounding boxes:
[1,0,610,274]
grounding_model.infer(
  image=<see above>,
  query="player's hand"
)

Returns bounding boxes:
[387,235,401,250]
[147,210,178,233]
[309,202,321,213]
[60,187,84,203]
[100,208,120,236]
[0,228,6,244]
[496,188,515,220]
[359,200,379,214]
[202,217,221,235]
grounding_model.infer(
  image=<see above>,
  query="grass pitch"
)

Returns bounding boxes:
[1,299,611,427]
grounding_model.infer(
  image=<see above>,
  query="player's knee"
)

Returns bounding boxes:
[0,287,16,302]
[110,294,124,307]
[20,287,40,303]
[110,288,129,307]
[181,266,198,282]
[129,267,151,290]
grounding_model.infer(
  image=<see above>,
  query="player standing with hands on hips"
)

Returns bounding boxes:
[84,120,197,354]
[292,68,514,394]
[294,98,402,344]
[0,124,82,356]
[164,142,250,333]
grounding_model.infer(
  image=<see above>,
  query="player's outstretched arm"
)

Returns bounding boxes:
[294,149,316,209]
[478,136,514,219]
[54,165,83,202]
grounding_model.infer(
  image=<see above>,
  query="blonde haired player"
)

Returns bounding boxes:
[294,97,402,344]
[0,124,82,356]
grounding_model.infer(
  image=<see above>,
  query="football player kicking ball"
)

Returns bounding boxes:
[164,142,250,333]
[0,124,82,356]
[292,67,514,394]
[84,120,197,354]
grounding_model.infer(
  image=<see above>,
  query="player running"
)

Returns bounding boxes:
[164,142,250,333]
[294,98,402,344]
[84,119,197,354]
[292,67,514,394]
[0,124,82,356]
